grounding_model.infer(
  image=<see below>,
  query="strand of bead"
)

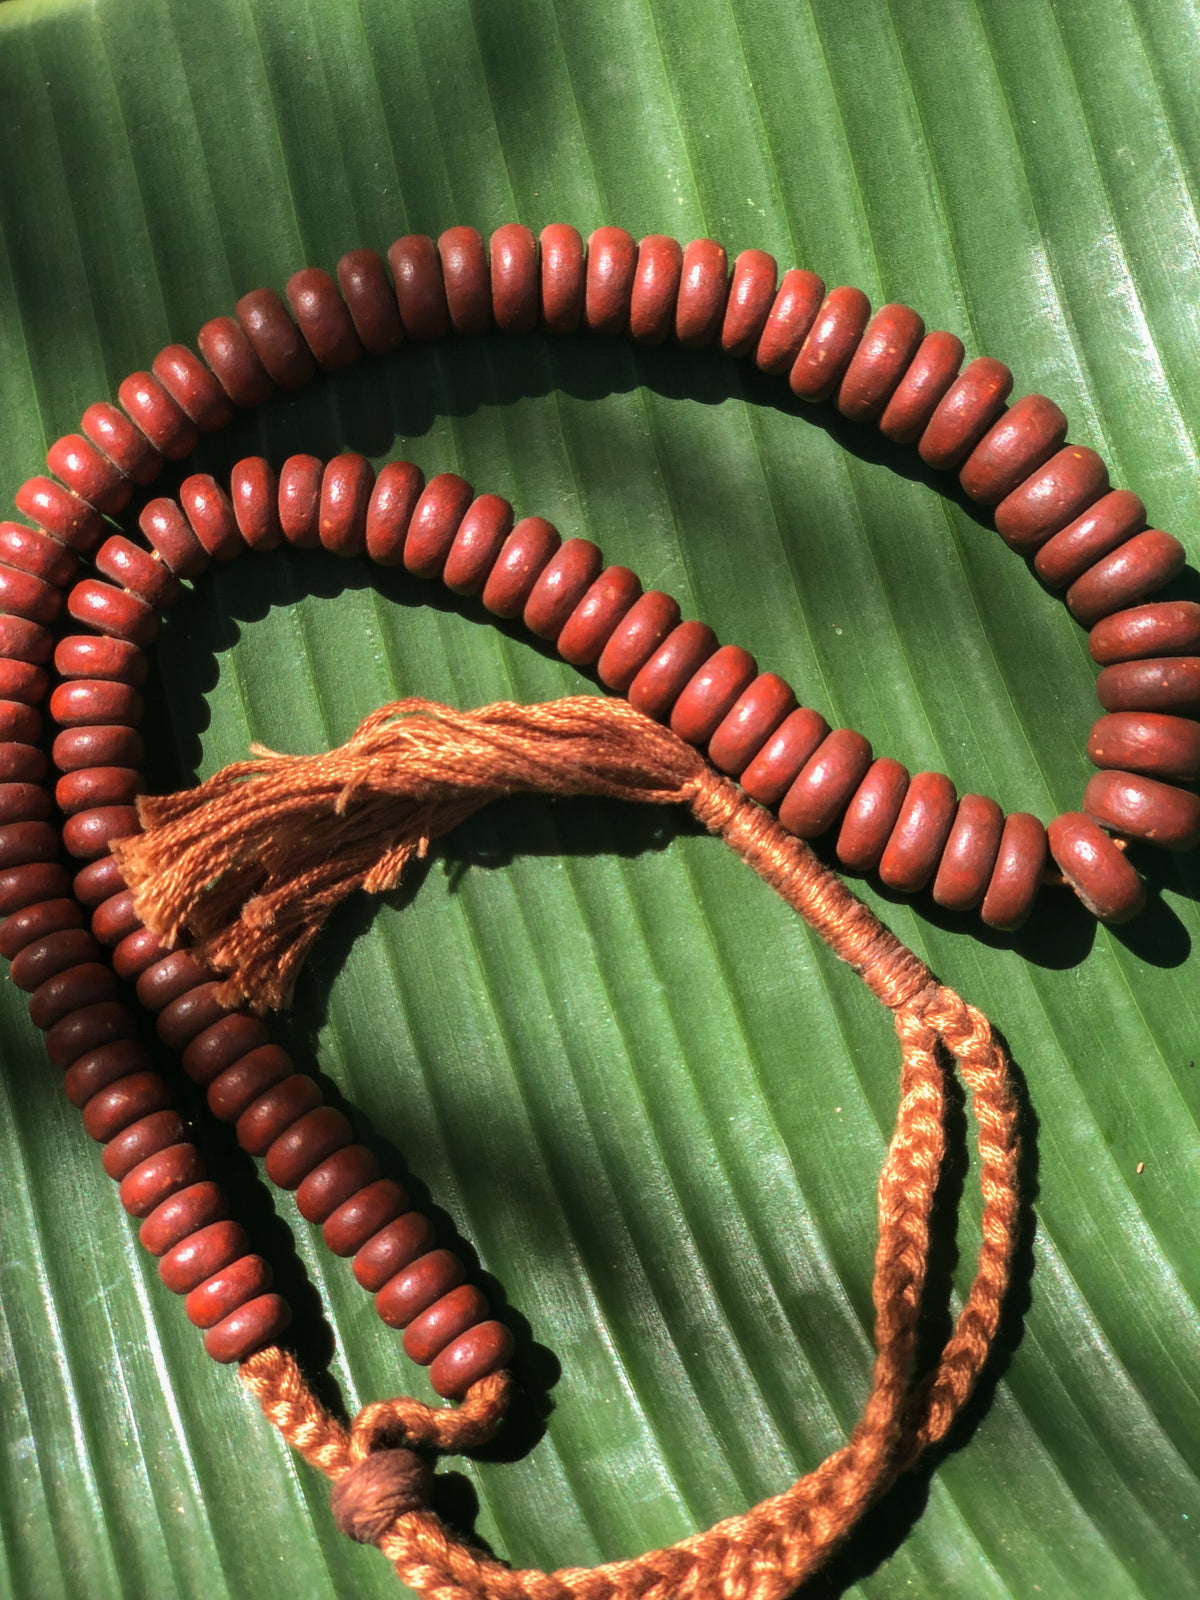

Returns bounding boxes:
[3,222,1198,1384]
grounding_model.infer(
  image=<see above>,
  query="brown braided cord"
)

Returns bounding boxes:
[136,695,1020,1598]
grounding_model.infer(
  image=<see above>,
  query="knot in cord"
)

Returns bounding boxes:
[330,1448,433,1544]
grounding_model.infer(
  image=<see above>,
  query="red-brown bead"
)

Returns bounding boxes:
[81,401,161,486]
[1089,602,1200,665]
[46,434,133,516]
[117,373,200,460]
[0,898,83,961]
[994,445,1110,553]
[264,1105,353,1190]
[16,475,106,552]
[878,331,965,444]
[1033,489,1145,589]
[789,286,871,403]
[337,249,405,356]
[119,1143,206,1219]
[365,460,426,567]
[1047,812,1145,923]
[720,250,777,360]
[235,1074,321,1156]
[403,473,474,580]
[94,536,180,608]
[140,1181,229,1257]
[66,580,158,647]
[1088,711,1200,784]
[438,227,491,336]
[278,455,324,549]
[585,227,637,337]
[931,793,1005,911]
[354,1212,438,1292]
[151,345,236,432]
[235,288,316,388]
[669,645,757,745]
[230,458,283,552]
[755,269,825,375]
[203,1294,291,1363]
[627,621,718,723]
[186,1254,274,1329]
[1084,769,1200,851]
[779,730,873,838]
[101,1110,188,1182]
[180,475,243,563]
[540,224,586,334]
[740,707,831,807]
[441,494,515,596]
[1066,530,1186,625]
[324,1179,408,1258]
[481,517,561,618]
[197,316,274,408]
[523,539,604,640]
[295,1144,381,1225]
[707,673,797,776]
[489,225,538,336]
[388,235,449,341]
[838,755,915,870]
[403,1284,489,1365]
[376,1248,465,1328]
[557,566,643,667]
[630,235,683,346]
[286,268,363,370]
[918,357,1013,471]
[1096,657,1200,716]
[959,394,1068,505]
[319,454,375,557]
[876,771,959,892]
[835,304,925,423]
[159,1220,250,1295]
[430,1321,515,1399]
[675,238,728,348]
[140,497,209,579]
[595,591,681,693]
[206,1044,293,1120]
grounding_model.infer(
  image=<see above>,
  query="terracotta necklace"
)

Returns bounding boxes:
[0,222,1193,1595]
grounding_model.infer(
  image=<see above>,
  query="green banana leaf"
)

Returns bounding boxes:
[1,0,1197,1595]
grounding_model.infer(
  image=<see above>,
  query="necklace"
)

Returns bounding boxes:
[0,221,1191,1594]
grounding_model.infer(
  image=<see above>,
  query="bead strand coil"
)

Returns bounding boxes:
[1,221,1196,1375]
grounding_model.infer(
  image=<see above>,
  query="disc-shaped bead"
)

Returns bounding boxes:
[438,227,491,335]
[669,645,757,745]
[539,224,585,333]
[754,269,824,374]
[740,708,831,808]
[182,1014,272,1087]
[958,394,1067,505]
[489,224,538,335]
[235,288,315,388]
[278,455,324,548]
[481,517,561,617]
[993,445,1109,552]
[584,226,636,337]
[230,458,282,552]
[779,730,873,838]
[707,673,797,776]
[789,287,870,403]
[117,373,200,459]
[286,268,363,370]
[627,621,718,722]
[557,567,643,667]
[389,235,450,340]
[1084,770,1200,851]
[918,358,1013,470]
[323,1179,408,1258]
[1088,711,1200,784]
[365,461,425,567]
[376,1249,465,1329]
[1095,657,1200,716]
[186,1254,273,1330]
[203,1294,291,1364]
[523,539,604,639]
[877,772,958,893]
[675,238,728,348]
[442,494,515,595]
[403,1284,489,1366]
[197,316,274,408]
[629,235,683,346]
[159,1220,250,1296]
[1047,812,1145,923]
[931,793,1005,911]
[319,454,375,557]
[151,345,236,431]
[720,249,776,359]
[1066,530,1186,625]
[403,473,474,580]
[878,331,964,443]
[337,249,404,355]
[430,1321,516,1399]
[835,304,925,422]
[353,1212,437,1291]
[1033,489,1146,589]
[81,401,161,485]
[1089,602,1200,665]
